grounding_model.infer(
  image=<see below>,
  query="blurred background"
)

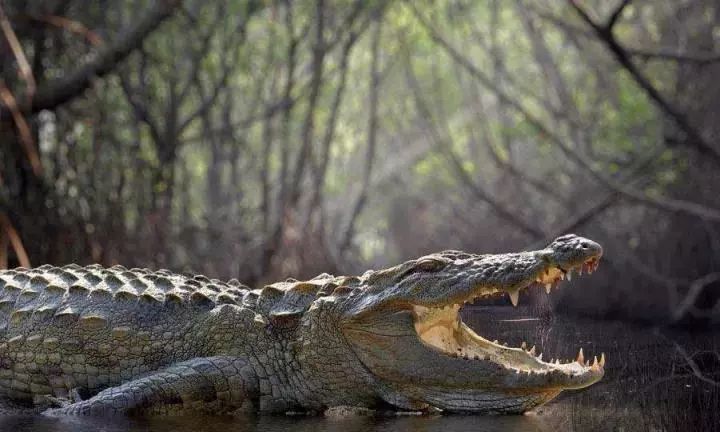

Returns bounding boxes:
[1,0,719,328]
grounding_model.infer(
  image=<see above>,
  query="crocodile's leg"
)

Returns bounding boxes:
[43,357,258,416]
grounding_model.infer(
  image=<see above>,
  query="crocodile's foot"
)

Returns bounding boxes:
[38,388,83,415]
[42,356,257,417]
[324,405,378,417]
[33,394,71,409]
[69,388,85,403]
[323,405,431,417]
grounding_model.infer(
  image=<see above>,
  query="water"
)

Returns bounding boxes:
[0,414,555,432]
[1,308,718,432]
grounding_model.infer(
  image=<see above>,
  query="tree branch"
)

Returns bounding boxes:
[0,4,36,99]
[175,6,224,104]
[0,212,30,268]
[657,330,720,388]
[671,273,720,324]
[0,0,180,120]
[568,0,720,167]
[0,81,41,176]
[287,0,326,209]
[18,14,104,46]
[339,11,384,255]
[118,59,164,147]
[403,40,544,239]
[307,26,361,236]
[408,2,720,222]
[606,0,632,31]
[627,47,720,65]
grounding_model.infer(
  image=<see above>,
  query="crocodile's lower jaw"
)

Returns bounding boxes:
[413,258,605,380]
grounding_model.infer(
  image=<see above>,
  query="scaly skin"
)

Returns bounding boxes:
[0,234,604,416]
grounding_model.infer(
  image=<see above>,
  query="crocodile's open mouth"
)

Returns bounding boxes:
[412,256,604,382]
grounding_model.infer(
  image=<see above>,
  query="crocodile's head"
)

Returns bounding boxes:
[338,234,604,414]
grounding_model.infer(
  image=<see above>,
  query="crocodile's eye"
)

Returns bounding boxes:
[396,258,447,280]
[413,258,446,273]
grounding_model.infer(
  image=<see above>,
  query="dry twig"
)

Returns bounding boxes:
[26,14,103,46]
[0,4,36,99]
[0,213,31,268]
[0,81,42,176]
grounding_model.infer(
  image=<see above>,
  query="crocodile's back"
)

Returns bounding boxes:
[0,264,249,401]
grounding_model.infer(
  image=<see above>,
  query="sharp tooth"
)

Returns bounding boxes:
[538,353,543,361]
[578,267,583,276]
[521,341,527,350]
[566,269,573,281]
[545,283,551,294]
[554,359,560,365]
[600,353,606,367]
[493,340,499,344]
[559,273,564,280]
[592,355,598,366]
[529,345,536,356]
[508,290,519,307]
[576,348,584,364]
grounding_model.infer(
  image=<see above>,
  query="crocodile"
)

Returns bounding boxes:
[0,234,604,416]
